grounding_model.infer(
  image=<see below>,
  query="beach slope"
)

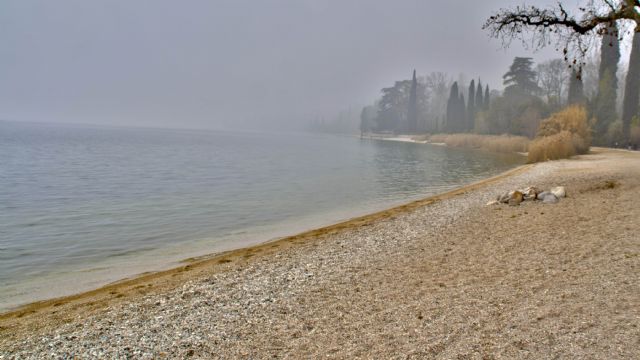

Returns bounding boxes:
[1,149,639,358]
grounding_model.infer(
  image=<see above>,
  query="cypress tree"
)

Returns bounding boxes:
[459,94,466,133]
[446,82,460,132]
[407,69,418,133]
[598,23,620,92]
[484,85,490,110]
[622,28,640,143]
[567,69,585,105]
[467,79,476,132]
[476,80,484,113]
[594,22,620,143]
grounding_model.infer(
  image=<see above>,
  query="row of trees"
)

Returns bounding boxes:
[452,47,635,146]
[358,1,640,148]
[359,57,551,138]
[445,80,490,133]
[362,43,638,146]
[484,0,640,146]
[359,71,492,135]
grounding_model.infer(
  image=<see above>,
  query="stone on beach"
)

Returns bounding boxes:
[493,186,563,206]
[497,190,523,204]
[508,191,523,206]
[536,191,550,200]
[497,192,510,203]
[542,193,559,204]
[522,186,540,200]
[550,186,566,198]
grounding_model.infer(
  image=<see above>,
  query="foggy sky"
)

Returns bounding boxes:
[0,0,565,131]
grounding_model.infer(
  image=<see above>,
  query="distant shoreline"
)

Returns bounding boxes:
[358,132,431,144]
[360,132,530,156]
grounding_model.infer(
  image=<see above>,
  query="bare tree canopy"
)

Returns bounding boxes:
[483,0,640,70]
[537,58,569,107]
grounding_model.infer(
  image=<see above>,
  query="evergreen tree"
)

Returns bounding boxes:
[593,22,621,143]
[459,94,466,133]
[598,23,620,92]
[567,69,585,105]
[476,81,484,113]
[467,79,476,132]
[622,28,640,143]
[592,72,617,142]
[444,81,471,133]
[360,107,368,136]
[407,69,418,133]
[446,82,460,132]
[503,57,541,97]
[376,82,406,132]
[484,85,490,110]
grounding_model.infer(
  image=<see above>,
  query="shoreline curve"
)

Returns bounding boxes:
[0,162,532,324]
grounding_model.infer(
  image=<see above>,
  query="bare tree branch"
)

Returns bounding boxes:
[483,1,640,71]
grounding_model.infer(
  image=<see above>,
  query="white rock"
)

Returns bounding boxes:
[550,186,566,198]
[521,186,539,200]
[536,191,550,200]
[497,192,511,203]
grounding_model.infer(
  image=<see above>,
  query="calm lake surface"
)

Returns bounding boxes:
[0,121,523,310]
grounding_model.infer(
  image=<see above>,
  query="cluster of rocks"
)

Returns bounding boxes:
[487,186,566,206]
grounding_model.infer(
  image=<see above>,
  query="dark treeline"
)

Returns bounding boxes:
[358,35,640,148]
[359,70,491,136]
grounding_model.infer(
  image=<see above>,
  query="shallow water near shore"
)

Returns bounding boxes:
[0,121,523,311]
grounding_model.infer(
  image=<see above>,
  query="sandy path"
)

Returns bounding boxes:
[1,149,639,359]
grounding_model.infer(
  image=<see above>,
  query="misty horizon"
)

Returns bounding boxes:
[0,0,573,132]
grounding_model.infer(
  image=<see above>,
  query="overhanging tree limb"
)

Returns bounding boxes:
[483,1,640,71]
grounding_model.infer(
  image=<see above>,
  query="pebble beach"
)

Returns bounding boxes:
[1,148,639,359]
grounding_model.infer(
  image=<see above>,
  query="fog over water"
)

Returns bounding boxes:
[0,0,561,131]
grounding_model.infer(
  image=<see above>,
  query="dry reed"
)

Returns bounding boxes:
[427,133,529,154]
[528,105,591,162]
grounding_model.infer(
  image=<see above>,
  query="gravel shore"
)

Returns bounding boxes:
[1,148,639,359]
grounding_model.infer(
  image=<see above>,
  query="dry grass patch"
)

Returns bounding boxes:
[528,105,591,163]
[427,133,529,153]
[527,131,587,163]
[581,179,620,193]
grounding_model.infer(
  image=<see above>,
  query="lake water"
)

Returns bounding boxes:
[0,121,523,310]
